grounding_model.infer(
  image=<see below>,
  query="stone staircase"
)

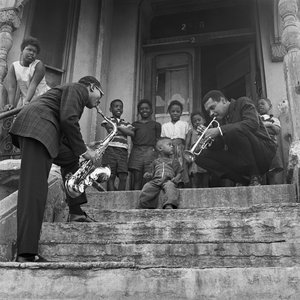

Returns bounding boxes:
[1,184,300,299]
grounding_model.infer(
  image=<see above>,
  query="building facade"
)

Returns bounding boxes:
[0,0,297,180]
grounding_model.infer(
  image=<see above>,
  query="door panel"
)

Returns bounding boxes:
[144,50,194,125]
[216,45,257,101]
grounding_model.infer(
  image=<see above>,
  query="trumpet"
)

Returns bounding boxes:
[183,117,221,163]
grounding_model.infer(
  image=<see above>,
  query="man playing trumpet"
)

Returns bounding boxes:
[194,90,276,186]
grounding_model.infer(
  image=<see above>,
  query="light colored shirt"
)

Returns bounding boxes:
[12,60,50,107]
[161,120,189,140]
[261,114,281,128]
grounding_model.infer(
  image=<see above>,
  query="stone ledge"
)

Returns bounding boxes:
[0,266,300,299]
[0,162,66,261]
[86,184,297,209]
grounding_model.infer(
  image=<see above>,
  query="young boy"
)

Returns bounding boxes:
[257,97,283,184]
[128,99,161,190]
[101,99,134,190]
[138,137,183,209]
[161,100,190,186]
[185,111,210,188]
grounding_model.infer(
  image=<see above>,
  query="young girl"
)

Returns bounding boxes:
[128,99,161,190]
[185,111,210,188]
[7,37,50,108]
[258,98,283,184]
[161,100,189,186]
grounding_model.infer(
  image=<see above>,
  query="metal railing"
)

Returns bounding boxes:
[0,108,21,160]
[0,107,21,121]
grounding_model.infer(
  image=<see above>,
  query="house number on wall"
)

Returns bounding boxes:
[180,21,205,33]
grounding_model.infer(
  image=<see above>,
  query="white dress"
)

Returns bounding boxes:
[12,60,50,107]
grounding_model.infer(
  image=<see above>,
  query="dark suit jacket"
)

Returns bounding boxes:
[221,97,273,143]
[10,83,89,158]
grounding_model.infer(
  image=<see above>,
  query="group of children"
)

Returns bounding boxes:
[102,96,283,209]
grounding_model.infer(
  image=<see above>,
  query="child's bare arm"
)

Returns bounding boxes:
[118,125,134,137]
[185,130,192,150]
[101,122,114,133]
[264,122,280,135]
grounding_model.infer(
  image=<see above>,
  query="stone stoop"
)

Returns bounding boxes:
[0,263,300,299]
[39,203,300,267]
[0,184,299,299]
[84,184,297,210]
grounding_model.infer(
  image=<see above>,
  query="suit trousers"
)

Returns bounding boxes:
[195,126,277,184]
[17,136,87,255]
[138,179,179,209]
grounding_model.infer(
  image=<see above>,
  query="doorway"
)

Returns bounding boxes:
[143,41,261,124]
[140,0,262,124]
[201,43,259,104]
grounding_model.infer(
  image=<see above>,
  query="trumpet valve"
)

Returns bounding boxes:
[183,150,195,163]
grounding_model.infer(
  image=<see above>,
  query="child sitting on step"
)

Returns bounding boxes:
[138,137,183,209]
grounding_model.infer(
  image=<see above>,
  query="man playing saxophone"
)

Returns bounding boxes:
[195,90,277,186]
[9,76,104,263]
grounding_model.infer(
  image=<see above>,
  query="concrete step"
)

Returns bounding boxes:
[38,204,300,266]
[81,202,300,223]
[42,204,300,243]
[39,241,300,267]
[1,263,300,299]
[85,184,296,210]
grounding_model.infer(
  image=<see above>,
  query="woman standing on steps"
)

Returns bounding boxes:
[6,36,50,109]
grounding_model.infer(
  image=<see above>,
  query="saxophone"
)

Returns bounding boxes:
[65,106,117,198]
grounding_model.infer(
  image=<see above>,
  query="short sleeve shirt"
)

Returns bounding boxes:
[101,117,133,149]
[161,120,189,140]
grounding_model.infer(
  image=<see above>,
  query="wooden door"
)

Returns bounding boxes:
[144,50,194,125]
[216,44,257,102]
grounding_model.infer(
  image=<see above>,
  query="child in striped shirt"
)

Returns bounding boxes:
[101,99,134,190]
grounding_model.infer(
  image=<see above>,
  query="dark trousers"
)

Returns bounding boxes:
[195,127,277,184]
[138,179,179,208]
[17,137,87,255]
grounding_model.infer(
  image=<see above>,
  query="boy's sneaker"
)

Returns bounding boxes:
[164,204,175,209]
[67,212,96,222]
[249,175,262,186]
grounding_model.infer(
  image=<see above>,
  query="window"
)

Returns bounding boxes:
[28,0,79,87]
[153,52,192,124]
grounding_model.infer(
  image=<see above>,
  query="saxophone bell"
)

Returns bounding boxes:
[65,165,111,198]
[65,106,117,198]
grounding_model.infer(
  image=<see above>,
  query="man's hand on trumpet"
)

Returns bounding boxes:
[203,127,221,139]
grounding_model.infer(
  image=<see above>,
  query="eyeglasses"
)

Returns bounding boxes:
[93,84,104,97]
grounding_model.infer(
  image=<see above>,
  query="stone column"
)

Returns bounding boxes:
[0,0,26,106]
[279,0,300,196]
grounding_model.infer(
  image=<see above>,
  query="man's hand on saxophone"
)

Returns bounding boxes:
[82,148,98,164]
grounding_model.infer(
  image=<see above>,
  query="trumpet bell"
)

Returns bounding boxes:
[183,150,195,163]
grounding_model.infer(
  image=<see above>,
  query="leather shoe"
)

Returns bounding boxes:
[67,212,96,222]
[16,255,48,263]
